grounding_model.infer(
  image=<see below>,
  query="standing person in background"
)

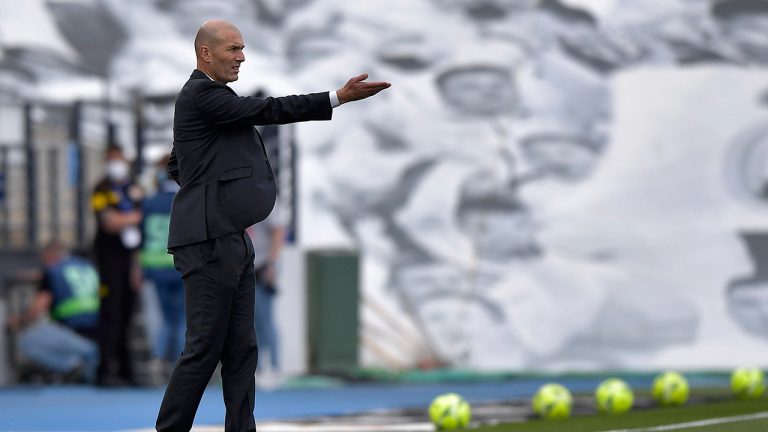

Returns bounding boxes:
[156,19,389,432]
[141,154,184,382]
[246,203,286,389]
[91,144,143,387]
[6,242,100,384]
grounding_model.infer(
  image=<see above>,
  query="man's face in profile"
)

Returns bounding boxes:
[205,27,246,83]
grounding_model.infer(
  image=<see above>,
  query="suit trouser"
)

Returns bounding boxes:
[156,232,257,432]
[96,253,135,383]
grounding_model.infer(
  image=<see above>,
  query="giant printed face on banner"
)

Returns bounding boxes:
[369,46,612,365]
[388,262,507,365]
[450,123,605,265]
[436,66,518,116]
[429,51,609,263]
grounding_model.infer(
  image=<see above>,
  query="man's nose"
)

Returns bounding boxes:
[237,52,245,62]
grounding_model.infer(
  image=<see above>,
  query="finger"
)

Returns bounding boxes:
[350,73,369,83]
[362,81,391,88]
[363,85,391,94]
[358,82,391,90]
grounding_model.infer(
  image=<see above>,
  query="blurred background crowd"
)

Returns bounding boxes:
[2,0,768,388]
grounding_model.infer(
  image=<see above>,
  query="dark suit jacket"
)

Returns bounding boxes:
[167,69,332,248]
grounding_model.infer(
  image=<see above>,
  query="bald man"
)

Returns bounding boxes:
[157,20,389,432]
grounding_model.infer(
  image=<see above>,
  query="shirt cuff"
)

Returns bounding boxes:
[329,91,340,108]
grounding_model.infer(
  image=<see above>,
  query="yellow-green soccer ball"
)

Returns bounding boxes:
[532,383,573,420]
[429,393,472,430]
[652,371,689,406]
[595,378,634,414]
[731,367,765,399]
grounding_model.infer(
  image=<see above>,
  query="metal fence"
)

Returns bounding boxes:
[0,100,125,251]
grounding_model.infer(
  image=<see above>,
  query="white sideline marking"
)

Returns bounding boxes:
[600,410,768,432]
[123,411,768,432]
[123,423,434,432]
[253,423,433,431]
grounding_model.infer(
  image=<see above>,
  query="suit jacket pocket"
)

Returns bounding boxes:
[219,166,253,181]
[218,166,276,230]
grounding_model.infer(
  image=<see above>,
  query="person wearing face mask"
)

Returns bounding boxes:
[90,144,143,386]
[139,154,184,382]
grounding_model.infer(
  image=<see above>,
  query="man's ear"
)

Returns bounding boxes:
[200,46,210,63]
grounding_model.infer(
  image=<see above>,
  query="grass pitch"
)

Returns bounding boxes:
[473,397,768,431]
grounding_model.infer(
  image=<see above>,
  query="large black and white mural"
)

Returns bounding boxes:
[292,0,768,371]
[3,0,768,371]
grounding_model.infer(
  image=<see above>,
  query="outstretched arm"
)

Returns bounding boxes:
[336,73,391,105]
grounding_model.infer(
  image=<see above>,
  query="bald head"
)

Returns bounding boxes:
[194,20,239,58]
[194,20,246,83]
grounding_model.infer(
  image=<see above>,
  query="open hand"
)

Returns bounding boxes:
[337,73,391,104]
